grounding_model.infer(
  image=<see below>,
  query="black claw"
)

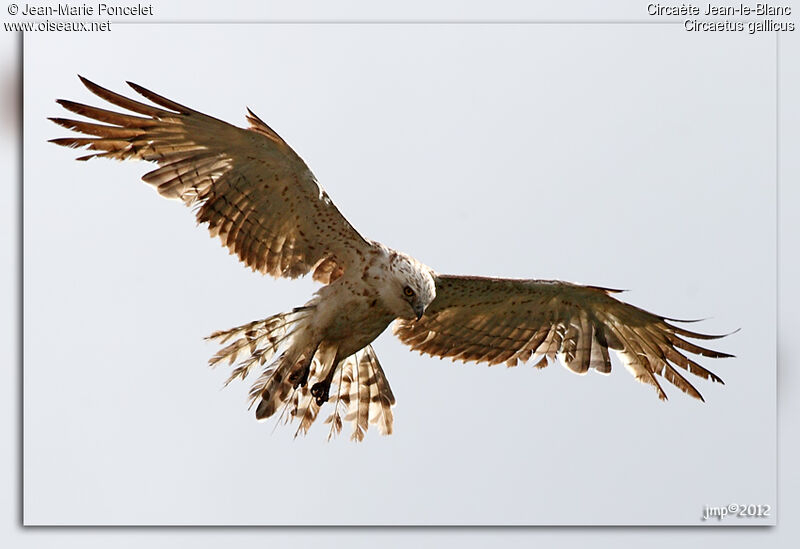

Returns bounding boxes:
[310,381,330,406]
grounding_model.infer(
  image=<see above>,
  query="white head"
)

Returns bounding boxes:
[380,251,436,321]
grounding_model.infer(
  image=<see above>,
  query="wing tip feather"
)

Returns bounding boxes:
[126,79,190,113]
[77,74,99,92]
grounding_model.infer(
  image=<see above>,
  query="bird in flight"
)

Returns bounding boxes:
[51,77,732,441]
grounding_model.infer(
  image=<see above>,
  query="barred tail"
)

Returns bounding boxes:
[272,344,396,441]
[206,309,395,441]
[322,346,395,442]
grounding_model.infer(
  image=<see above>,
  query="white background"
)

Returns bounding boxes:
[3,0,797,545]
[23,22,774,525]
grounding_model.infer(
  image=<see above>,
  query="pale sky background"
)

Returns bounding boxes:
[22,18,775,527]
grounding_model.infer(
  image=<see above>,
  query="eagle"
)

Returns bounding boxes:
[50,77,732,441]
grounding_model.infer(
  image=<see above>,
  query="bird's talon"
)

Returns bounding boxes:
[310,381,330,405]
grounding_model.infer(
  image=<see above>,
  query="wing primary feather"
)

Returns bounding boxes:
[664,320,737,341]
[48,117,145,139]
[55,99,161,128]
[126,80,196,114]
[79,75,176,118]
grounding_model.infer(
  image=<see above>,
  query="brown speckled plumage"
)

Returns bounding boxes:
[394,277,729,402]
[51,77,733,441]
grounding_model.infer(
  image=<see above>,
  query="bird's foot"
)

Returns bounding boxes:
[310,381,331,406]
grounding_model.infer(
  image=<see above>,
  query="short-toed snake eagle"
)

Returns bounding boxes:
[51,77,732,441]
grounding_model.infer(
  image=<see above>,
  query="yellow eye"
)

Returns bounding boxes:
[403,286,415,297]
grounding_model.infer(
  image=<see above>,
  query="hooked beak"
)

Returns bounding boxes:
[413,304,425,321]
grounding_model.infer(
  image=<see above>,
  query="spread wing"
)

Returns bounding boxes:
[50,76,370,281]
[394,275,732,401]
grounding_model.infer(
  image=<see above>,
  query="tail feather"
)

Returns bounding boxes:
[352,351,371,442]
[291,385,321,438]
[290,352,328,437]
[251,349,307,420]
[208,310,395,441]
[362,350,395,436]
[324,346,394,441]
[325,359,354,441]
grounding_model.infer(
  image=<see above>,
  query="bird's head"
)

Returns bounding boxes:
[383,251,436,321]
